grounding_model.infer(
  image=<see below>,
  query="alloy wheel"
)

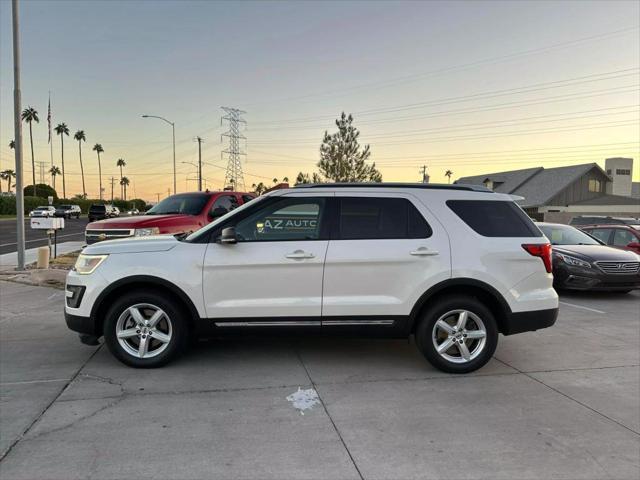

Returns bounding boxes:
[115,303,173,359]
[431,309,487,364]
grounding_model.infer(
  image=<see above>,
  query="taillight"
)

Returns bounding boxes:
[522,243,552,273]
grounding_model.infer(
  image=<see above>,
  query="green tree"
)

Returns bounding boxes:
[74,130,87,198]
[0,170,15,193]
[54,123,70,198]
[295,171,323,185]
[251,182,267,195]
[116,158,126,199]
[24,183,57,199]
[49,165,61,191]
[93,144,104,200]
[445,170,453,184]
[9,140,15,150]
[120,176,130,201]
[272,178,278,185]
[21,106,39,196]
[318,112,381,182]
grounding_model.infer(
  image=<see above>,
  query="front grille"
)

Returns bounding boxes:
[595,261,640,275]
[85,229,134,244]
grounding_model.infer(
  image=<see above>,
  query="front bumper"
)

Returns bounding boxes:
[553,265,640,291]
[501,307,558,335]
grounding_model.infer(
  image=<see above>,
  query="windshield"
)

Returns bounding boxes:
[539,224,600,246]
[146,194,209,216]
[185,195,267,242]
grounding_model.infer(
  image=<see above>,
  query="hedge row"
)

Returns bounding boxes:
[0,195,147,215]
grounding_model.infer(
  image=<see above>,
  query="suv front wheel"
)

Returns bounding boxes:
[415,295,498,374]
[103,290,188,368]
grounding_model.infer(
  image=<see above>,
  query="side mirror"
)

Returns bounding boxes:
[627,242,640,249]
[210,207,228,219]
[220,227,237,244]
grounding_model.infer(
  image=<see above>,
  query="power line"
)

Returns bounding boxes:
[250,67,639,126]
[236,25,640,108]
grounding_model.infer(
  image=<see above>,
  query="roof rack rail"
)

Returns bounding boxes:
[294,182,494,193]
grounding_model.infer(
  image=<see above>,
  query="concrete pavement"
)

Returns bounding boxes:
[0,241,84,271]
[0,281,638,479]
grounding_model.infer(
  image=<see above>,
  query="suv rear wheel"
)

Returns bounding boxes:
[103,290,188,368]
[415,295,498,374]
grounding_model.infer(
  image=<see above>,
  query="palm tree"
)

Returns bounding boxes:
[116,158,126,198]
[93,144,104,200]
[120,176,130,201]
[49,166,61,192]
[445,170,453,184]
[9,140,15,150]
[1,170,15,193]
[273,178,278,185]
[54,123,70,198]
[21,106,39,196]
[282,176,289,184]
[74,130,87,198]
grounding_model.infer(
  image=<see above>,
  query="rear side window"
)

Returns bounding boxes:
[447,200,542,237]
[337,197,432,240]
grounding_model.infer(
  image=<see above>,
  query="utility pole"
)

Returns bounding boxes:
[36,160,46,184]
[221,107,246,191]
[420,165,430,184]
[155,192,161,203]
[12,0,25,270]
[195,136,203,191]
[110,176,115,202]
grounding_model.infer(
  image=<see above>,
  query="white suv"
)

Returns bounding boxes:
[65,184,558,373]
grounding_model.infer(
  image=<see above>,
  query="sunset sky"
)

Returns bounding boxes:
[0,0,638,201]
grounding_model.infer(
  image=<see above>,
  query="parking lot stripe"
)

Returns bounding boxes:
[559,301,606,314]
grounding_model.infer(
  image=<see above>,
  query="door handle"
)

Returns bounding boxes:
[285,250,315,259]
[410,247,439,256]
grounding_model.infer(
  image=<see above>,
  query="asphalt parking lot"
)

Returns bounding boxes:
[0,281,638,479]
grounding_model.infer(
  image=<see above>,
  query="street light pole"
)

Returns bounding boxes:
[12,0,25,270]
[141,114,176,195]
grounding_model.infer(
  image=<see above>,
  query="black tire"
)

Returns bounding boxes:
[415,295,498,374]
[103,289,189,368]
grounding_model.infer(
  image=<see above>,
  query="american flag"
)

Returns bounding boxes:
[47,93,51,144]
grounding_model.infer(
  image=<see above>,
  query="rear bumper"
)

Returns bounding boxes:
[501,308,558,335]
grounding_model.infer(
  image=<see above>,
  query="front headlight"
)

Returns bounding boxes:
[74,254,108,274]
[556,253,591,268]
[135,227,160,236]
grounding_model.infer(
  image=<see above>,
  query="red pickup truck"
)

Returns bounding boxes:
[85,191,255,244]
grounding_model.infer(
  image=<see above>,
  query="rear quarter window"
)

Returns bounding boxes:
[447,200,542,237]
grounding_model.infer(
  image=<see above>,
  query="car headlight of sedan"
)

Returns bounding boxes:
[556,253,591,268]
[135,227,160,236]
[74,254,108,275]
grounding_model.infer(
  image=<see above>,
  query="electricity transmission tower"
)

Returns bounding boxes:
[221,107,246,191]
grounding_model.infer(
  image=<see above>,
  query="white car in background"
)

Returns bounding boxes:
[29,206,56,218]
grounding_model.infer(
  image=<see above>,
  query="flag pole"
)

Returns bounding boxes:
[48,91,53,175]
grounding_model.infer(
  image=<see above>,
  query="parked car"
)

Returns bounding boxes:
[538,222,640,293]
[84,191,255,244]
[88,204,109,222]
[127,208,140,216]
[29,206,56,218]
[55,204,81,219]
[66,183,558,372]
[569,215,640,227]
[110,206,120,217]
[580,225,640,254]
